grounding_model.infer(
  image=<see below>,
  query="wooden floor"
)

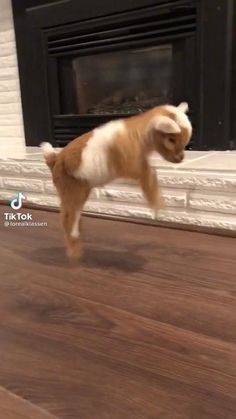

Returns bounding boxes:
[0,205,236,419]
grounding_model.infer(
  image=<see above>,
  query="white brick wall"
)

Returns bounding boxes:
[0,154,236,231]
[0,0,25,150]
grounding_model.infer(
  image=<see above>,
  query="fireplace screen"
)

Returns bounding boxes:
[72,45,172,115]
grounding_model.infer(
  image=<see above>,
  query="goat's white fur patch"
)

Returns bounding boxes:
[153,115,181,134]
[71,210,80,238]
[164,104,192,135]
[74,120,126,186]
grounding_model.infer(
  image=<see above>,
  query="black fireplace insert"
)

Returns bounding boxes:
[12,0,236,150]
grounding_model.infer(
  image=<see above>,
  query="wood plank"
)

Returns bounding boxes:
[0,205,236,418]
[0,386,58,419]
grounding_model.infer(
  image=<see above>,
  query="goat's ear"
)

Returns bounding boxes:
[152,115,181,134]
[178,102,189,113]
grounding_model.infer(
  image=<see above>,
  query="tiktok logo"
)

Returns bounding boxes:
[10,192,26,210]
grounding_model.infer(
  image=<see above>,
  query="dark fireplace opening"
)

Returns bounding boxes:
[72,45,172,115]
[12,0,236,150]
[51,1,197,146]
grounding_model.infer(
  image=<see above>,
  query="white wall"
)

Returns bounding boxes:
[0,0,25,153]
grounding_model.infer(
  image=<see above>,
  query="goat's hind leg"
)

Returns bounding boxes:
[60,180,90,260]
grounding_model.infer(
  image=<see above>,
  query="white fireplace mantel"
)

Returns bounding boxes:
[0,0,236,232]
[0,148,236,232]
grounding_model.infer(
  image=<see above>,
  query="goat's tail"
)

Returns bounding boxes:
[40,142,58,171]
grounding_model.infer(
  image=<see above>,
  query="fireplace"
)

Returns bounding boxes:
[72,45,172,115]
[12,0,236,150]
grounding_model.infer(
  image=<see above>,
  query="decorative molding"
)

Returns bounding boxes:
[158,171,236,192]
[1,150,236,231]
[189,193,236,215]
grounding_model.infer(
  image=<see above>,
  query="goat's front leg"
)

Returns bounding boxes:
[139,160,164,218]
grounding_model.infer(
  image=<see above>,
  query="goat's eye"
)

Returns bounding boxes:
[169,138,176,144]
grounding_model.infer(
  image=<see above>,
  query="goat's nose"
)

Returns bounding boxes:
[174,152,184,163]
